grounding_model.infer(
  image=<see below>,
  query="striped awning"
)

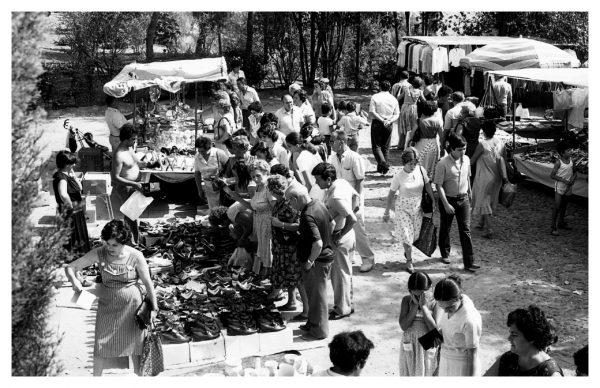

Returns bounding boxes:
[460,38,580,71]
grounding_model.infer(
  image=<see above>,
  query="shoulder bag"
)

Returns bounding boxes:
[419,166,433,214]
[139,320,165,376]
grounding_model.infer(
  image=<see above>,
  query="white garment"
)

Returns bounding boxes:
[328,149,366,184]
[568,88,588,129]
[411,44,424,72]
[420,46,433,74]
[105,107,128,137]
[194,147,229,177]
[272,143,289,168]
[275,107,304,135]
[449,48,466,67]
[431,47,450,74]
[317,116,334,136]
[390,166,428,198]
[338,112,367,135]
[398,41,410,67]
[300,101,316,124]
[237,86,260,109]
[228,70,245,91]
[323,179,358,231]
[295,150,322,188]
[369,91,400,124]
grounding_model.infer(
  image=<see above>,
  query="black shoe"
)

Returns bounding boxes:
[469,264,481,269]
[160,329,191,344]
[463,267,477,273]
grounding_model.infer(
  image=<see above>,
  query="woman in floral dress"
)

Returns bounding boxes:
[398,77,427,150]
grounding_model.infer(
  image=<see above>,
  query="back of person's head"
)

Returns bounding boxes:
[311,162,337,181]
[557,140,571,156]
[260,112,278,126]
[399,70,409,80]
[506,305,558,351]
[248,100,262,113]
[195,136,212,149]
[56,150,78,169]
[101,219,131,244]
[345,101,356,112]
[119,123,137,142]
[105,95,115,106]
[250,141,274,162]
[423,75,433,86]
[437,85,453,99]
[230,58,242,69]
[329,331,375,375]
[411,76,424,89]
[300,122,315,140]
[336,100,347,111]
[217,99,232,112]
[422,101,438,116]
[266,174,288,196]
[434,274,463,301]
[447,132,467,150]
[483,106,502,120]
[285,131,301,146]
[451,91,465,103]
[481,120,497,138]
[573,345,588,376]
[296,89,308,102]
[380,80,391,91]
[407,271,432,291]
[321,103,332,115]
[270,163,291,179]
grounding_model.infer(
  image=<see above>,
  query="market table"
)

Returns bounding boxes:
[513,155,588,197]
[140,169,195,184]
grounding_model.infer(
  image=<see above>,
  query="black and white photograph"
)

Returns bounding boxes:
[8,2,592,382]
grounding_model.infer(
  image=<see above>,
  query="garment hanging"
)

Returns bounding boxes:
[398,41,411,68]
[449,48,466,67]
[420,46,433,74]
[412,44,425,73]
[568,88,588,129]
[431,47,450,74]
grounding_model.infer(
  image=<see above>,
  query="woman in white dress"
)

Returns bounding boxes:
[383,149,435,273]
[433,275,482,376]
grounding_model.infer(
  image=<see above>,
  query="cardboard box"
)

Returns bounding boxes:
[162,342,191,366]
[82,173,112,195]
[223,330,260,358]
[189,335,226,364]
[258,326,293,355]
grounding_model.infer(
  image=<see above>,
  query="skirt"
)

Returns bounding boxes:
[438,346,479,376]
[394,195,423,246]
[270,240,301,289]
[399,317,438,376]
[252,210,273,271]
[94,284,145,358]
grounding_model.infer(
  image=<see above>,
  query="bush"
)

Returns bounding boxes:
[373,60,399,84]
[223,48,268,88]
[13,12,69,376]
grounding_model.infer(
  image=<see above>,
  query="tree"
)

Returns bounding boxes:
[245,12,254,59]
[13,12,69,376]
[145,12,160,61]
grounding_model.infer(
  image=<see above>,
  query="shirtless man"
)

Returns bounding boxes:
[111,123,148,244]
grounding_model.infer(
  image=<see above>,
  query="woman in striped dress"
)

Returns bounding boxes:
[65,220,158,376]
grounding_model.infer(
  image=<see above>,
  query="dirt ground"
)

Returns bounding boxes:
[36,89,588,376]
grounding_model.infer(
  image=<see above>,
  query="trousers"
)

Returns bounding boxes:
[331,230,355,316]
[302,260,332,339]
[438,196,475,268]
[110,184,140,244]
[371,119,392,168]
[353,206,374,261]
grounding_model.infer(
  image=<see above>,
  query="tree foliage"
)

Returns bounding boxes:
[12,12,69,376]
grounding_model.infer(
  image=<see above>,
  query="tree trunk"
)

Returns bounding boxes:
[262,14,269,63]
[354,16,361,88]
[194,13,207,56]
[393,12,400,47]
[294,13,308,86]
[245,12,254,59]
[145,12,159,62]
[218,27,222,55]
[405,12,411,35]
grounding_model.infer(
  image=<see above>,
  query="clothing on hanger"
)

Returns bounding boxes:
[412,44,424,72]
[398,41,410,67]
[449,48,466,67]
[431,46,449,74]
[420,45,433,74]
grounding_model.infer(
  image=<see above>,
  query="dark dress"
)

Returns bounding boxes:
[53,171,90,253]
[497,351,564,376]
[270,198,301,289]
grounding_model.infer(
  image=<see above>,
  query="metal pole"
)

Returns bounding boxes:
[512,101,516,151]
[195,82,198,140]
[132,88,136,131]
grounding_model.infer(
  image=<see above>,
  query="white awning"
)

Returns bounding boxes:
[486,68,588,88]
[401,35,516,48]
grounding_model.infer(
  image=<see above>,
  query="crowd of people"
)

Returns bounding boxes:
[55,60,586,376]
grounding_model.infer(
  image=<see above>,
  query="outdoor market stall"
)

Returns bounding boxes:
[103,57,228,184]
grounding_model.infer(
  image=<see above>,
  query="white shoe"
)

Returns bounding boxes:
[359,259,374,273]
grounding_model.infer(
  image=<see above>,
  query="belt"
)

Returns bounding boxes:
[447,193,468,200]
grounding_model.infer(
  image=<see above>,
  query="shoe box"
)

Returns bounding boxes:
[81,172,112,195]
[258,326,293,356]
[189,335,226,364]
[162,342,191,367]
[223,329,260,358]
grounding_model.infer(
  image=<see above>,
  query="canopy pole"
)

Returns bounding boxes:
[132,88,136,131]
[195,83,198,140]
[512,101,516,151]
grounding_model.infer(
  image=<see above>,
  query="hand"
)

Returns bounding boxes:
[150,309,158,321]
[271,217,284,228]
[418,293,427,307]
[332,230,342,245]
[303,261,314,271]
[443,203,455,215]
[432,337,443,348]
[410,293,419,305]
[72,280,83,293]
[133,182,143,191]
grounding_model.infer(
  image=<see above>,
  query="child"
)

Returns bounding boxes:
[337,100,368,152]
[398,271,439,376]
[317,103,335,156]
[550,141,577,236]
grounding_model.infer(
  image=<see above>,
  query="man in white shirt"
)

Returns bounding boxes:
[312,162,358,320]
[328,130,375,273]
[368,80,400,175]
[491,74,512,117]
[293,89,316,125]
[105,95,133,152]
[275,94,305,135]
[443,91,476,132]
[337,100,368,152]
[227,58,245,92]
[236,77,260,130]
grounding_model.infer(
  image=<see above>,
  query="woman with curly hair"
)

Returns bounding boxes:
[250,141,278,167]
[484,305,563,376]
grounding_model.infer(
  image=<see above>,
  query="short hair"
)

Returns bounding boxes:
[248,101,262,113]
[411,76,424,89]
[56,150,78,169]
[295,89,308,102]
[216,99,232,111]
[437,85,453,99]
[408,271,432,291]
[281,94,293,102]
[230,58,242,69]
[250,141,274,162]
[195,136,212,149]
[229,93,240,107]
[573,345,588,375]
[285,131,301,147]
[401,148,419,165]
[451,91,465,103]
[380,80,391,91]
[119,123,137,142]
[481,120,497,138]
[260,112,278,126]
[332,129,348,143]
[248,159,271,174]
[557,140,572,156]
[345,100,356,112]
[399,70,409,80]
[105,95,116,106]
[236,77,247,85]
[423,75,433,86]
[433,274,463,301]
[506,305,558,351]
[270,164,291,179]
[231,135,250,151]
[447,132,467,150]
[267,174,288,196]
[336,100,347,111]
[300,122,315,140]
[101,219,132,245]
[328,331,375,374]
[422,101,438,116]
[321,103,331,115]
[311,162,337,181]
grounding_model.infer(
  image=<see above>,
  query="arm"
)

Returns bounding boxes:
[398,296,419,331]
[353,178,364,196]
[194,171,206,201]
[135,254,158,313]
[304,239,323,270]
[389,102,400,123]
[64,249,99,292]
[470,143,484,166]
[383,190,396,221]
[466,347,480,376]
[424,181,436,211]
[436,184,455,215]
[419,294,437,330]
[57,179,73,209]
[301,171,313,193]
[223,186,253,210]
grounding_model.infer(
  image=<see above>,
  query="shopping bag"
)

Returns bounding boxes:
[139,327,164,376]
[499,183,517,208]
[553,89,572,110]
[120,190,154,220]
[413,217,438,257]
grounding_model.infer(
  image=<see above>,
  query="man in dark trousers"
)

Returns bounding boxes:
[434,132,479,272]
[290,184,335,341]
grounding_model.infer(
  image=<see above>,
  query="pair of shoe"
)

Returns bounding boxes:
[328,308,354,320]
[463,264,481,273]
[300,333,326,341]
[441,257,451,264]
[160,328,190,344]
[278,303,298,312]
[289,314,308,322]
[359,258,374,273]
[551,229,559,236]
[298,322,313,332]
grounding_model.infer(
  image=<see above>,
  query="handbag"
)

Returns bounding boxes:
[553,88,573,110]
[418,166,433,214]
[418,328,443,350]
[139,321,164,376]
[413,216,437,257]
[135,297,152,330]
[499,182,517,208]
